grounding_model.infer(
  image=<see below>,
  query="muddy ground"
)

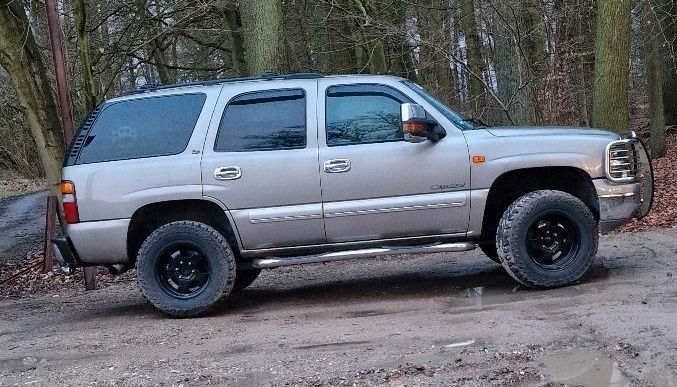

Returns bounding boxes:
[1,228,676,386]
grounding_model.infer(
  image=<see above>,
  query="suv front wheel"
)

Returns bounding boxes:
[136,221,236,317]
[496,190,598,288]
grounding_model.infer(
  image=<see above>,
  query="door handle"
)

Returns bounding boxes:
[214,166,242,180]
[323,159,351,173]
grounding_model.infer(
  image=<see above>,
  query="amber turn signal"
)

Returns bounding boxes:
[472,155,486,164]
[402,121,427,135]
[61,180,76,195]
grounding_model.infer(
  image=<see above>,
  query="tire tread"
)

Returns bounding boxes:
[496,190,598,288]
[135,221,235,317]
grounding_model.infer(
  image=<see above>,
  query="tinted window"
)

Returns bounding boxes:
[76,93,206,164]
[215,89,306,152]
[326,84,411,146]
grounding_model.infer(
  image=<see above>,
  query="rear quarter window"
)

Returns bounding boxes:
[75,93,206,164]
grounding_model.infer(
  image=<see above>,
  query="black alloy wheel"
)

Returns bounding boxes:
[496,190,598,288]
[525,213,581,270]
[156,244,211,299]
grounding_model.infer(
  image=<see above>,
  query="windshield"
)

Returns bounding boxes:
[401,80,476,130]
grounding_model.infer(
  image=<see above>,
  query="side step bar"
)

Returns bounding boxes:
[239,242,476,270]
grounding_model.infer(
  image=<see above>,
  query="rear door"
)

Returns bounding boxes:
[201,80,324,251]
[317,79,471,243]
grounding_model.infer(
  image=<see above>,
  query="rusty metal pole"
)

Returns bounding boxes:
[45,0,75,143]
[44,0,96,290]
[42,196,57,273]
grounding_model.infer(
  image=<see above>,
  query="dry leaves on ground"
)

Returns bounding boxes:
[0,251,134,298]
[620,134,677,232]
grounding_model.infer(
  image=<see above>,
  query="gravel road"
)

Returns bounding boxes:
[1,228,676,386]
[0,191,48,266]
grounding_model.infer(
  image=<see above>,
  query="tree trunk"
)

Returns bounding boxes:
[73,0,97,111]
[238,0,287,75]
[657,0,677,126]
[592,0,631,133]
[460,0,485,114]
[326,6,358,74]
[0,1,65,198]
[416,0,453,103]
[305,0,331,73]
[644,1,666,157]
[353,0,387,74]
[387,0,416,80]
[493,0,545,125]
[221,6,246,76]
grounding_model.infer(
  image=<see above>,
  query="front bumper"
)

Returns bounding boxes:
[594,179,642,233]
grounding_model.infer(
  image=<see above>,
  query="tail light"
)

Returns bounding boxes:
[61,180,80,224]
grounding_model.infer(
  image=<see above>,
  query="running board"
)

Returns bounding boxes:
[239,242,477,270]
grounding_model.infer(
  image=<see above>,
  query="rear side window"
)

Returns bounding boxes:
[214,89,306,152]
[76,93,206,164]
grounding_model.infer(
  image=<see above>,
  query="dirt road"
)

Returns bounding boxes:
[0,191,48,265]
[1,228,676,386]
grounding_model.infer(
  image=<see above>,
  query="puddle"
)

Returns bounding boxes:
[347,309,393,318]
[294,340,371,350]
[443,285,586,311]
[0,356,46,372]
[539,349,630,386]
[444,339,476,348]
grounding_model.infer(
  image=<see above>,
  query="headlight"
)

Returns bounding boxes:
[606,139,640,182]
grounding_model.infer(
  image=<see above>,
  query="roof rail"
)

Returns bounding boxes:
[119,72,325,96]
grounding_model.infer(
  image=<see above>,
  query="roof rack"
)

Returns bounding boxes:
[120,72,325,96]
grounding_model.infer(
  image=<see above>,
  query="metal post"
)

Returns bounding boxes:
[44,0,75,143]
[84,267,97,291]
[44,0,95,290]
[42,195,57,273]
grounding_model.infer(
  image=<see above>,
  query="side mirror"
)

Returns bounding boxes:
[400,103,445,143]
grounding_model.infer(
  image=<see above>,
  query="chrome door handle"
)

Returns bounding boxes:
[323,159,351,173]
[214,166,242,180]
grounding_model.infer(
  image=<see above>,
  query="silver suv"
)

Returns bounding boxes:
[53,73,653,316]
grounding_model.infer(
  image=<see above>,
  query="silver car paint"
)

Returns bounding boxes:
[201,79,325,250]
[464,128,620,190]
[61,75,644,265]
[316,77,472,243]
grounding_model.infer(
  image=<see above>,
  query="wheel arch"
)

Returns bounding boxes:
[127,199,243,263]
[480,167,599,242]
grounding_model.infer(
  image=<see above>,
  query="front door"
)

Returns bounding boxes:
[201,80,325,250]
[317,80,471,243]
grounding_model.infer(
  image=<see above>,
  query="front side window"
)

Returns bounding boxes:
[76,93,206,164]
[215,89,306,152]
[325,84,412,146]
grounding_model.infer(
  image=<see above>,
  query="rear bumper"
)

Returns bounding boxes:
[594,179,641,233]
[65,218,130,265]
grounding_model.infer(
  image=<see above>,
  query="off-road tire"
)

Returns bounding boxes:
[136,221,236,317]
[233,269,262,292]
[496,190,598,288]
[479,241,500,263]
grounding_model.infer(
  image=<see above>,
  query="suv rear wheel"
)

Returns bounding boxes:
[496,190,598,288]
[136,221,235,317]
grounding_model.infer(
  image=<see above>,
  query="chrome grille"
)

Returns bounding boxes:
[606,140,640,182]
